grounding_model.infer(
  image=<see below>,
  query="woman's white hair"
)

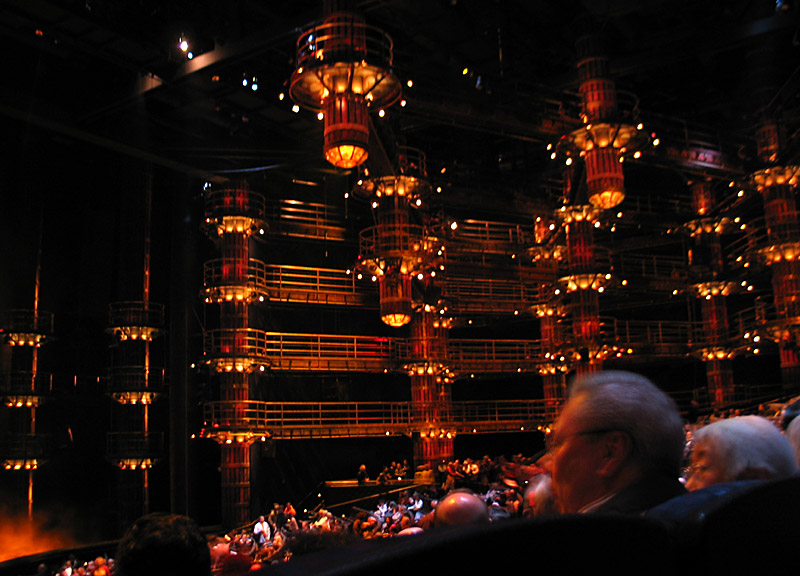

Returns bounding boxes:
[784,416,800,468]
[694,415,798,482]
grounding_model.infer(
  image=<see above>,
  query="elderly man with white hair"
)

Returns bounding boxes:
[542,370,687,515]
[685,415,798,491]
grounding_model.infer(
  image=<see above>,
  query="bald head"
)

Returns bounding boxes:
[433,490,490,527]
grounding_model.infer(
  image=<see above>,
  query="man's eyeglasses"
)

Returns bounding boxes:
[546,428,621,453]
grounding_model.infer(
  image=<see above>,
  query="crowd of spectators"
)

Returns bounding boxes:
[203,451,546,573]
[22,371,800,576]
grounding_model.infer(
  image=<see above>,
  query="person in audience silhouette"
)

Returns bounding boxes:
[543,370,686,514]
[685,415,798,491]
[115,512,211,576]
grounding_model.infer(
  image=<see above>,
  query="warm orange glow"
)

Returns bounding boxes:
[325,143,369,169]
[323,93,370,169]
[0,513,80,562]
[381,312,411,327]
[589,188,625,210]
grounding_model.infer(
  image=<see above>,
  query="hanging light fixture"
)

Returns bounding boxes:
[289,3,401,169]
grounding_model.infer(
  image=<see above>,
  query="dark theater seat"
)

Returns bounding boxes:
[648,476,800,570]
[260,515,677,576]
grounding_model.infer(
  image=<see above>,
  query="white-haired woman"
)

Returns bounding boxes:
[685,415,798,491]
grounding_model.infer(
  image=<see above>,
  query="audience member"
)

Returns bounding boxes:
[543,370,686,514]
[431,489,490,527]
[357,464,368,484]
[115,512,211,576]
[253,515,270,548]
[786,415,800,466]
[684,415,798,491]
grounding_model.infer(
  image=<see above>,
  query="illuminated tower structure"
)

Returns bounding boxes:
[554,24,649,377]
[558,201,607,377]
[751,126,800,391]
[104,173,166,529]
[289,0,402,169]
[0,306,52,521]
[531,213,568,402]
[106,301,165,527]
[746,24,800,392]
[354,147,452,468]
[0,222,52,521]
[200,181,270,529]
[685,179,739,407]
[406,307,453,471]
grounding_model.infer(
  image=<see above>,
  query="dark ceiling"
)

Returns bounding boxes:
[0,0,798,315]
[2,0,798,188]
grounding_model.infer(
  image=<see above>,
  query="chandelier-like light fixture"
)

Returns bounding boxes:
[289,5,401,169]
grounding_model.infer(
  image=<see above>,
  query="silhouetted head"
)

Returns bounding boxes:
[433,490,490,527]
[115,512,210,576]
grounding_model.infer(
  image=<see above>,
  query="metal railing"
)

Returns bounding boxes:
[105,431,165,460]
[107,367,165,393]
[1,371,52,396]
[204,187,266,220]
[448,339,544,373]
[268,199,347,241]
[204,258,270,291]
[108,302,165,328]
[1,310,54,335]
[202,398,559,439]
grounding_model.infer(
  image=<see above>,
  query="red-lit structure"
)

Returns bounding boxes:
[685,179,738,406]
[2,0,800,539]
[200,182,270,527]
[289,0,402,169]
[104,174,167,530]
[0,308,52,520]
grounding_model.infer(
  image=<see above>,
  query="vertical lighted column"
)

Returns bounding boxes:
[376,193,414,327]
[536,302,566,404]
[106,174,165,529]
[753,151,800,390]
[407,308,453,470]
[566,29,615,372]
[552,23,645,378]
[746,21,800,391]
[355,148,445,467]
[107,302,164,528]
[532,216,566,405]
[570,30,645,211]
[354,148,434,328]
[201,182,269,529]
[1,223,52,520]
[0,309,52,520]
[560,206,606,376]
[687,180,736,407]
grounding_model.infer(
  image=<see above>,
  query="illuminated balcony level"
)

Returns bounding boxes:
[0,434,47,468]
[111,391,160,405]
[203,286,268,304]
[558,273,611,292]
[205,215,267,237]
[3,459,40,471]
[200,430,272,446]
[750,166,800,190]
[115,458,155,471]
[694,346,736,361]
[760,241,800,265]
[3,333,47,347]
[4,396,45,408]
[109,326,160,341]
[201,399,559,440]
[105,432,164,469]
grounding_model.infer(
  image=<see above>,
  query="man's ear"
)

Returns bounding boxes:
[596,430,634,477]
